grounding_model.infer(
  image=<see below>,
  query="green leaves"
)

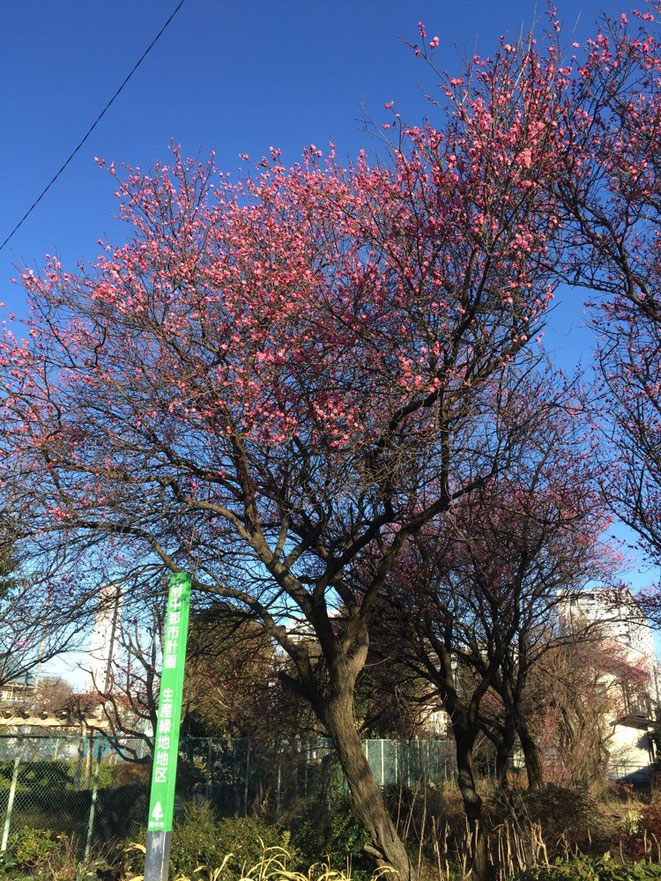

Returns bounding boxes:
[517,854,661,881]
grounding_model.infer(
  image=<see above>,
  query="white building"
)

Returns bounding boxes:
[86,584,123,694]
[560,588,660,775]
[0,671,35,707]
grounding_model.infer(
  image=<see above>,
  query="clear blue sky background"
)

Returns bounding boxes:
[1,0,630,358]
[1,1,657,679]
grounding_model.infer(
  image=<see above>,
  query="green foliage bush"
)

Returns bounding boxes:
[8,827,65,872]
[128,801,289,880]
[0,760,71,792]
[127,800,373,880]
[0,758,113,793]
[289,798,372,881]
[0,852,21,881]
[516,855,661,880]
[0,827,99,881]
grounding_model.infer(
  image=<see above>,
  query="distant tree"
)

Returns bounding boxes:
[183,606,317,740]
[78,594,321,761]
[0,514,83,688]
[530,638,653,788]
[34,675,74,712]
[357,639,437,740]
[376,364,611,866]
[72,597,164,761]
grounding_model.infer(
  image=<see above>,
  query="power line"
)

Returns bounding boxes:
[0,0,189,254]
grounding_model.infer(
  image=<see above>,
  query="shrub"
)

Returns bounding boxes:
[130,839,395,881]
[288,798,372,880]
[108,760,150,788]
[492,784,603,851]
[517,855,661,880]
[0,827,96,880]
[0,852,20,880]
[8,827,66,872]
[639,799,661,842]
[127,801,289,880]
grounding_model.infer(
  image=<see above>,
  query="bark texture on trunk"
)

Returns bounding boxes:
[454,728,496,881]
[494,721,516,788]
[280,604,414,881]
[323,690,415,881]
[517,721,544,790]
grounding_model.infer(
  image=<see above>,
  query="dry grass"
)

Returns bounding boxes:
[126,840,397,881]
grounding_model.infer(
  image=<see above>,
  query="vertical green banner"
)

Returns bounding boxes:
[144,572,191,880]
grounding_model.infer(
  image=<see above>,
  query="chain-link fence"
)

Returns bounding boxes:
[0,732,655,856]
[0,733,148,857]
[0,733,481,853]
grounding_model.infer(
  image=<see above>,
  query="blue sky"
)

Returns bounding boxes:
[1,0,631,303]
[1,0,657,680]
[2,1,627,378]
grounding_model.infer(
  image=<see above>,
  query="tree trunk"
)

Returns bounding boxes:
[495,720,516,788]
[323,689,415,881]
[517,721,544,790]
[454,727,495,881]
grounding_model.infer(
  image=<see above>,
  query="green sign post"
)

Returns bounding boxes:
[144,572,192,881]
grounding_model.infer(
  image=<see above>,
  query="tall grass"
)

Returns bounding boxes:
[127,840,396,881]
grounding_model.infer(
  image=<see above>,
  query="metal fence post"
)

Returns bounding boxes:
[84,738,103,860]
[84,730,94,789]
[276,754,282,817]
[1,741,23,852]
[206,739,213,801]
[74,729,85,790]
[243,740,250,817]
[303,741,308,801]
